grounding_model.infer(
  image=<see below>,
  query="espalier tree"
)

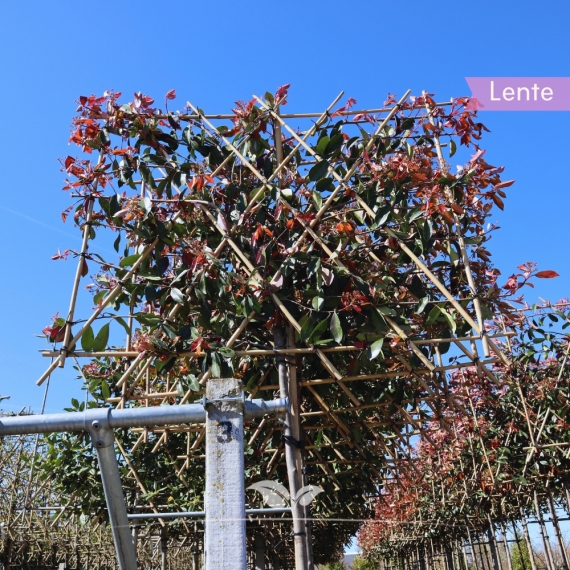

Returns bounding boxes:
[35,85,539,563]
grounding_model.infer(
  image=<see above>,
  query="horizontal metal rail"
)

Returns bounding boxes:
[0,398,288,436]
[127,507,292,520]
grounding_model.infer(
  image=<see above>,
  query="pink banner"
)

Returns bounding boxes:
[465,77,570,111]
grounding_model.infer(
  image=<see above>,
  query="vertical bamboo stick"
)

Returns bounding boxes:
[467,527,480,570]
[487,520,503,570]
[499,520,514,570]
[59,197,95,368]
[547,488,570,570]
[533,490,555,570]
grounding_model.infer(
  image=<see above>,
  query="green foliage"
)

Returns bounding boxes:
[511,538,533,570]
[351,555,378,569]
[321,561,347,570]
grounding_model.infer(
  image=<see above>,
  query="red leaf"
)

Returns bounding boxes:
[494,179,515,190]
[466,97,484,111]
[535,270,560,279]
[336,221,354,234]
[331,98,357,118]
[469,149,486,163]
[165,89,176,100]
[491,194,504,210]
[275,84,290,103]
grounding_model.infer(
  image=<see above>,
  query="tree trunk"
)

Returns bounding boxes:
[274,325,308,570]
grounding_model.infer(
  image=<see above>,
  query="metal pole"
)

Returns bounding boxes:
[85,409,137,570]
[204,378,247,570]
[0,399,286,436]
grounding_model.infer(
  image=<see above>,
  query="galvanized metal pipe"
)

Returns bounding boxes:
[127,507,292,520]
[0,398,288,436]
[84,408,138,570]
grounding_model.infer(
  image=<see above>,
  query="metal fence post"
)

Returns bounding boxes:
[204,378,247,570]
[84,408,137,570]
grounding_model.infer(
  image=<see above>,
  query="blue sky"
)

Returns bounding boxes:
[0,0,569,417]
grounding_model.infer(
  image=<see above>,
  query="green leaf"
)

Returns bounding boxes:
[93,290,106,305]
[119,253,141,268]
[439,309,457,334]
[449,139,457,158]
[138,273,163,282]
[416,297,430,315]
[330,312,343,343]
[280,188,294,201]
[312,296,324,311]
[211,352,221,378]
[218,347,235,358]
[353,209,366,225]
[426,306,441,325]
[91,323,110,352]
[171,287,185,304]
[409,208,423,223]
[315,136,330,155]
[139,196,152,214]
[308,160,329,182]
[376,306,397,317]
[135,313,162,326]
[198,272,207,295]
[188,374,201,391]
[81,326,94,352]
[312,190,323,211]
[114,317,131,336]
[372,204,391,229]
[325,134,344,156]
[300,316,312,342]
[309,318,329,343]
[100,382,110,400]
[367,338,384,361]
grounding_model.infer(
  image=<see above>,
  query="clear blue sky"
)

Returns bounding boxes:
[0,0,569,414]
